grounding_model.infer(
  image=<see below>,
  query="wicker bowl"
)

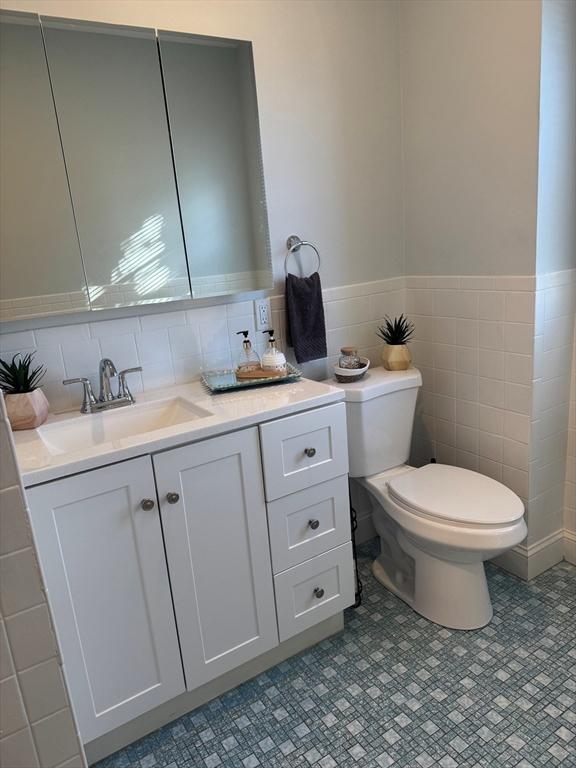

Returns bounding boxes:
[333,357,370,383]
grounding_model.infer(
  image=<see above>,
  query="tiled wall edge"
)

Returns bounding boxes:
[532,272,575,558]
[563,320,576,565]
[0,393,87,768]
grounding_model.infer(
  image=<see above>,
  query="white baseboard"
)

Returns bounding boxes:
[492,529,565,580]
[564,529,576,565]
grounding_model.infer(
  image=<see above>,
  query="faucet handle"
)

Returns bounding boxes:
[117,367,143,403]
[62,377,97,414]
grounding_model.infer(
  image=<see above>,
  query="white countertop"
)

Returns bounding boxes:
[14,378,344,487]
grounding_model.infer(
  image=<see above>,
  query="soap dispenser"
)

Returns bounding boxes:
[261,330,287,375]
[235,331,260,375]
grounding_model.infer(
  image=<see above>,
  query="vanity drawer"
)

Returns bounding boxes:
[260,403,348,501]
[274,542,355,642]
[268,476,351,573]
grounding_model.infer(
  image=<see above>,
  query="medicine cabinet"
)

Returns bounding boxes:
[0,12,272,322]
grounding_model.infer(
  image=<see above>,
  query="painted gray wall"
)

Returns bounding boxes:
[400,0,542,276]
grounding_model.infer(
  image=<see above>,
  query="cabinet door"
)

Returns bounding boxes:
[26,457,185,743]
[42,18,190,309]
[154,428,278,689]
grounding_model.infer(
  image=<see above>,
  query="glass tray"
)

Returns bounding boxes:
[202,363,302,393]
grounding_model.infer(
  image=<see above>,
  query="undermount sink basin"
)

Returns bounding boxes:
[37,397,213,454]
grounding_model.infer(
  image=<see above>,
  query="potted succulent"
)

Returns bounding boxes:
[376,314,415,371]
[0,353,49,430]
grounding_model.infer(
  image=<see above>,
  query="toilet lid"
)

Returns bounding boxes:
[386,464,524,526]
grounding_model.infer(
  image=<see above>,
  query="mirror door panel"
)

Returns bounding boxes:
[159,32,272,299]
[42,18,190,310]
[0,11,89,321]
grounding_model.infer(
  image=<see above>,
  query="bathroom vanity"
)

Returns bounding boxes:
[14,379,354,761]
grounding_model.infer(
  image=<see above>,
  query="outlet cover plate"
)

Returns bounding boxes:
[254,298,271,331]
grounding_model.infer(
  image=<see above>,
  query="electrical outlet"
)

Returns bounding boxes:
[254,298,271,330]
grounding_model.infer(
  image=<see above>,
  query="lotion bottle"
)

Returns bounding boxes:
[260,330,287,374]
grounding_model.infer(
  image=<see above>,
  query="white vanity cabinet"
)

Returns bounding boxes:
[26,457,185,743]
[27,429,277,742]
[153,428,278,688]
[24,400,354,752]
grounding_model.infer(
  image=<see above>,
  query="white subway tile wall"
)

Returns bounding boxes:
[409,270,576,576]
[349,273,574,560]
[408,276,537,490]
[0,280,406,413]
[565,329,576,564]
[0,393,86,768]
[0,271,574,572]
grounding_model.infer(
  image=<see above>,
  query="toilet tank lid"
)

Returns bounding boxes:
[328,366,422,402]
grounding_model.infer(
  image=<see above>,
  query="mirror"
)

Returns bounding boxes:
[42,18,191,309]
[0,17,273,321]
[159,32,272,298]
[0,11,89,321]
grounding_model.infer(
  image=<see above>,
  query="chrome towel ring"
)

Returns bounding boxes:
[285,235,321,276]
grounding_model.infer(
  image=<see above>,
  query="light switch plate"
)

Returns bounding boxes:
[254,298,271,331]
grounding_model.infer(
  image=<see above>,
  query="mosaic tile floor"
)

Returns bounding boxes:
[95,541,576,768]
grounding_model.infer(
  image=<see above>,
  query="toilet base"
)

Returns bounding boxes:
[372,534,493,630]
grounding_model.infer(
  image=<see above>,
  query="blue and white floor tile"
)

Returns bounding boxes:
[95,540,576,768]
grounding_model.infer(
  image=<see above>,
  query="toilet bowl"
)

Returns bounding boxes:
[361,464,526,629]
[329,366,527,630]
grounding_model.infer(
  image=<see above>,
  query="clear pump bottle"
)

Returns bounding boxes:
[235,331,260,374]
[261,330,287,374]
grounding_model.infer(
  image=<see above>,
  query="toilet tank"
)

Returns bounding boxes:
[330,367,422,478]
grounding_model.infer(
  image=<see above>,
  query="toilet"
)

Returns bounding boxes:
[332,366,527,630]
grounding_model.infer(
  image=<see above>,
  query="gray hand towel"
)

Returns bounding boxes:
[285,271,327,363]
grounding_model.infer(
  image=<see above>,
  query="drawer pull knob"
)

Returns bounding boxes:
[308,519,320,530]
[304,447,316,458]
[166,492,180,505]
[313,587,325,599]
[140,498,155,511]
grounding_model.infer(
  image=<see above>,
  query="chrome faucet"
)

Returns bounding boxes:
[63,358,142,414]
[99,358,117,402]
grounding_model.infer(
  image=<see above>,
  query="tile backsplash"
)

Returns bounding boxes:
[0,279,405,414]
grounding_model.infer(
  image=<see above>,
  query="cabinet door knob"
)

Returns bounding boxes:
[166,492,180,505]
[304,447,316,458]
[313,587,325,599]
[308,519,320,530]
[140,498,155,511]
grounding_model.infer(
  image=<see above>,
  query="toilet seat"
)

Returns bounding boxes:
[386,464,524,527]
